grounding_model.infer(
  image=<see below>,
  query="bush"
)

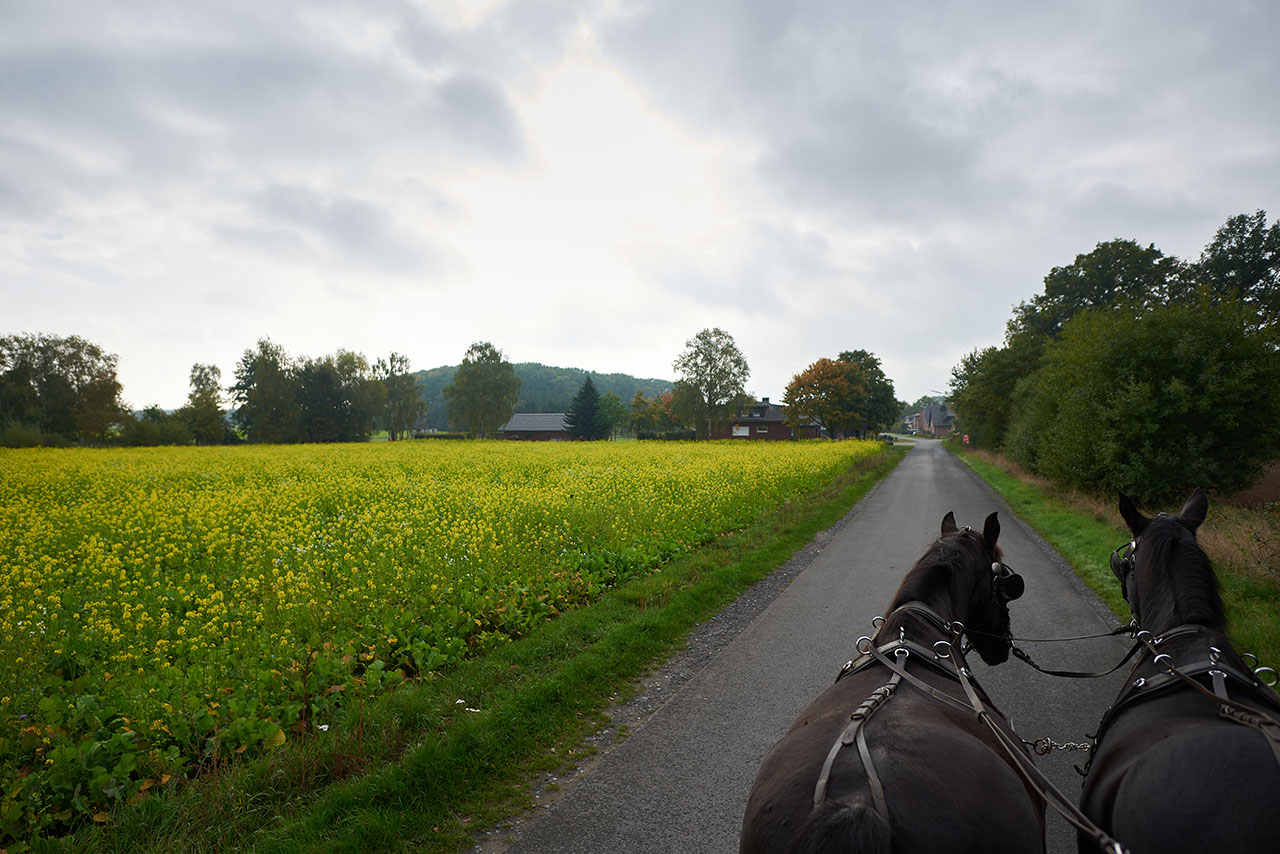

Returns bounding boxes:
[1006,290,1280,504]
[1,422,43,447]
[636,429,697,441]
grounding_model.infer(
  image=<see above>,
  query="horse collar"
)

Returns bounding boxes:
[885,602,963,640]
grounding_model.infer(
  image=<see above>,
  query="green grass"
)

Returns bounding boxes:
[950,446,1280,686]
[43,446,906,854]
[950,449,1132,617]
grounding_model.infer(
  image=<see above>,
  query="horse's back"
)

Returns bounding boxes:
[1082,711,1280,853]
[742,685,1042,853]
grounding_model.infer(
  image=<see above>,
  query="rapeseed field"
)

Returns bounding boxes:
[0,438,880,841]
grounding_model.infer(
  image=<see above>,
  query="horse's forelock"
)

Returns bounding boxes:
[894,532,997,617]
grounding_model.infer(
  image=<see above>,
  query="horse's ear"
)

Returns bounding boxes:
[941,511,958,534]
[1178,488,1208,532]
[982,511,1000,549]
[1118,492,1147,536]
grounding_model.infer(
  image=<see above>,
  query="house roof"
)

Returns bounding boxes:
[734,397,789,424]
[922,403,954,427]
[501,412,568,432]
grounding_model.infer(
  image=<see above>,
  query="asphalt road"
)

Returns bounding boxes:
[489,439,1135,854]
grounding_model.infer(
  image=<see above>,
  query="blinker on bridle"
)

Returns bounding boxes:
[959,524,1025,601]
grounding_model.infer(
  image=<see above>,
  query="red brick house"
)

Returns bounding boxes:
[712,398,823,441]
[500,412,572,441]
[907,403,954,437]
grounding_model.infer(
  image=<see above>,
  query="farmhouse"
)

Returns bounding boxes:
[713,398,823,441]
[907,403,954,437]
[500,412,571,441]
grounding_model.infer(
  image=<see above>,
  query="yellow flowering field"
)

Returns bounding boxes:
[0,438,881,840]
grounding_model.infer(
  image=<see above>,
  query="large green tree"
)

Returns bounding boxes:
[442,342,522,438]
[230,339,299,443]
[0,333,125,444]
[598,392,628,439]
[1193,209,1279,336]
[837,349,899,436]
[1005,290,1280,503]
[948,340,1034,449]
[565,375,609,440]
[783,350,898,439]
[176,363,226,445]
[1008,239,1185,341]
[783,358,864,438]
[375,352,426,441]
[672,328,750,439]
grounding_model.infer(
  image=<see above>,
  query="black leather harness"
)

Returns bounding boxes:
[1090,625,1280,770]
[813,604,1129,854]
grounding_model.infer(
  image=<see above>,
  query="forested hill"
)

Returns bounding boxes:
[414,362,673,432]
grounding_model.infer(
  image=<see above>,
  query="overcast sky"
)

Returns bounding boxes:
[3,1,1278,410]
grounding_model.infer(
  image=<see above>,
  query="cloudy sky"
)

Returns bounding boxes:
[3,1,1277,410]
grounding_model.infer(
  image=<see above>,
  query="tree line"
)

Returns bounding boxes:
[949,209,1280,504]
[0,335,425,447]
[2,328,903,447]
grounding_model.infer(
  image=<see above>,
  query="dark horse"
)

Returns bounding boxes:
[741,511,1043,854]
[1079,489,1280,853]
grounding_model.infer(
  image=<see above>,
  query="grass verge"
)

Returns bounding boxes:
[44,446,906,854]
[949,444,1280,685]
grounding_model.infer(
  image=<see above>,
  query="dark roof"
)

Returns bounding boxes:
[922,403,953,427]
[501,412,568,432]
[734,398,789,424]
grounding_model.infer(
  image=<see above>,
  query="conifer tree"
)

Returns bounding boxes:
[565,375,608,440]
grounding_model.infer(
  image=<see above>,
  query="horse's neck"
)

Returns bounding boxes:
[876,599,956,646]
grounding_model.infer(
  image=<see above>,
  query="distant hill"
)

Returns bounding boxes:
[413,362,673,432]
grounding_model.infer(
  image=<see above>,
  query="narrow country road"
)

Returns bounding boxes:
[485,439,1135,854]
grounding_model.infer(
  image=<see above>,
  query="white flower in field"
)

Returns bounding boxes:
[318,724,329,731]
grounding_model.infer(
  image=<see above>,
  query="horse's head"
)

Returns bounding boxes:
[942,510,1025,664]
[1113,488,1223,634]
[889,510,1025,664]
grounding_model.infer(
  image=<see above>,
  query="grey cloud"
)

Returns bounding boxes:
[216,184,455,278]
[599,0,1280,233]
[0,4,532,223]
[639,221,838,315]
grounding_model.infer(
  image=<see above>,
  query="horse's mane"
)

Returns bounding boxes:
[1136,520,1225,632]
[889,533,987,615]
